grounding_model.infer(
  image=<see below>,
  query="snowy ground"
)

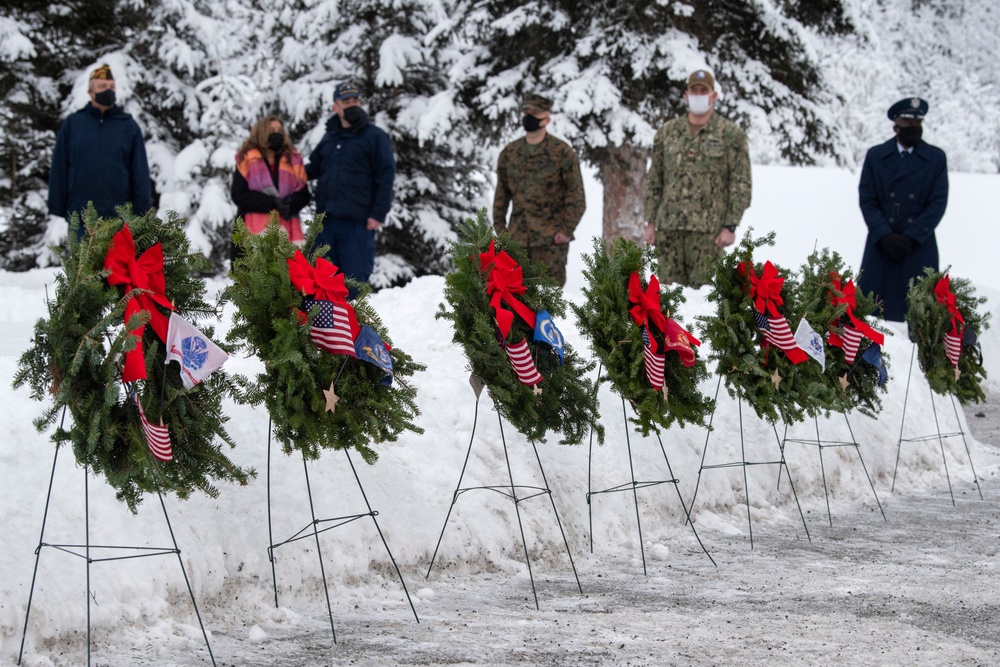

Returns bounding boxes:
[3,165,1000,666]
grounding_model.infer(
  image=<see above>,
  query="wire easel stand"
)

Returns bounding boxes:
[586,392,716,574]
[425,395,583,610]
[779,411,887,527]
[18,411,215,667]
[265,419,419,646]
[688,376,811,548]
[891,343,983,506]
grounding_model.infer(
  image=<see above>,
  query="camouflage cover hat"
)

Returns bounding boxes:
[90,64,114,81]
[887,97,928,121]
[686,69,714,90]
[521,93,553,113]
[333,81,361,101]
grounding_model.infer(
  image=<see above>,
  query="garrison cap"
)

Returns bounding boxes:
[333,81,361,101]
[687,69,715,91]
[888,97,928,121]
[90,64,114,81]
[521,93,553,113]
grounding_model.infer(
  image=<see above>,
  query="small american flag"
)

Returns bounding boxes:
[944,330,962,367]
[839,325,864,364]
[641,327,665,389]
[754,311,807,363]
[303,297,357,357]
[504,337,543,386]
[135,396,172,462]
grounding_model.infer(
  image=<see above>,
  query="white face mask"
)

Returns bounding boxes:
[686,93,712,115]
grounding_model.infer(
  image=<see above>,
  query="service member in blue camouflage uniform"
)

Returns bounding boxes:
[493,93,586,287]
[643,70,752,288]
[858,97,948,321]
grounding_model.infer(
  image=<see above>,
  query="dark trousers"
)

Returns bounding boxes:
[312,218,376,299]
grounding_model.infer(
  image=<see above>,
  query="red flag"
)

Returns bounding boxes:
[641,327,665,389]
[503,337,543,386]
[838,325,864,364]
[944,331,962,367]
[135,395,172,462]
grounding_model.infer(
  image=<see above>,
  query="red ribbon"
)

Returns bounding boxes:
[829,273,884,347]
[934,274,965,338]
[103,224,175,382]
[627,273,700,365]
[287,249,360,338]
[478,240,536,338]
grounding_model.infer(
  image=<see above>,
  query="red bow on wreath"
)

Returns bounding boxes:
[827,273,884,364]
[479,240,536,338]
[287,250,361,349]
[104,224,175,382]
[934,274,964,367]
[628,273,699,367]
[739,260,808,364]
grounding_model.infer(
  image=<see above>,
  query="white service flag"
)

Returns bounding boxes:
[165,313,229,388]
[794,318,826,372]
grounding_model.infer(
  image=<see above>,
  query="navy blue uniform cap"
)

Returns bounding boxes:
[888,97,928,121]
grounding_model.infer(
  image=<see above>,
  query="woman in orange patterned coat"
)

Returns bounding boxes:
[231,115,310,261]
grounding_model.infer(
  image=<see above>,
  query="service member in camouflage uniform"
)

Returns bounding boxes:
[493,93,586,286]
[643,70,752,288]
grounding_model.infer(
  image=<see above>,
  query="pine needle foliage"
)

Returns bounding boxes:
[797,248,890,418]
[572,237,713,436]
[436,210,601,445]
[699,230,831,424]
[12,206,253,513]
[225,218,424,463]
[905,268,990,403]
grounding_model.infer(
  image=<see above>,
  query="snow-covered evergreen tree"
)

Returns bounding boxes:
[451,0,852,242]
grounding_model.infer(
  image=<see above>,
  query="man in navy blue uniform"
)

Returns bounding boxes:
[48,63,151,238]
[307,81,396,297]
[858,97,948,321]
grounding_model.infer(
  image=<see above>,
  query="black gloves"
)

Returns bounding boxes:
[878,232,914,261]
[273,196,293,221]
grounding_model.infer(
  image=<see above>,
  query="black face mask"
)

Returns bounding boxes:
[522,114,544,133]
[266,132,285,152]
[342,106,366,126]
[93,89,116,108]
[897,125,922,148]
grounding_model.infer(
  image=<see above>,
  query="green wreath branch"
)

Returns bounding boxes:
[905,267,990,403]
[436,210,601,445]
[225,218,424,462]
[13,206,253,513]
[699,230,832,424]
[797,248,890,418]
[573,237,712,436]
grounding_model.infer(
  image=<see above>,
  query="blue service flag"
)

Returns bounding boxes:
[533,310,565,365]
[354,325,394,385]
[860,343,888,387]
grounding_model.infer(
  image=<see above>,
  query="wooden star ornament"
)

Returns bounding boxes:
[838,373,850,390]
[770,368,782,388]
[532,384,543,396]
[323,382,340,412]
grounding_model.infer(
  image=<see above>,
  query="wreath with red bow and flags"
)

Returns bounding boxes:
[226,219,423,462]
[797,248,891,418]
[437,211,601,445]
[700,231,831,424]
[573,238,712,435]
[905,268,990,403]
[13,206,252,512]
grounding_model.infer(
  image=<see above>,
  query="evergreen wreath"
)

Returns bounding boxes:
[572,237,712,436]
[905,267,990,403]
[699,230,832,424]
[13,206,253,513]
[225,219,423,463]
[797,248,890,419]
[436,210,601,445]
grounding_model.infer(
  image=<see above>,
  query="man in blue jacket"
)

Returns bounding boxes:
[307,81,396,297]
[858,97,948,321]
[48,63,151,238]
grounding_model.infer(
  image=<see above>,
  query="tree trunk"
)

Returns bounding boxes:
[597,143,650,244]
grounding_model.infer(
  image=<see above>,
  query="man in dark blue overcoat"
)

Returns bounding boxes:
[857,97,948,321]
[48,63,151,238]
[307,81,396,298]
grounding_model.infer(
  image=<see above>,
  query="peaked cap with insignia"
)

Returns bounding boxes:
[887,97,929,121]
